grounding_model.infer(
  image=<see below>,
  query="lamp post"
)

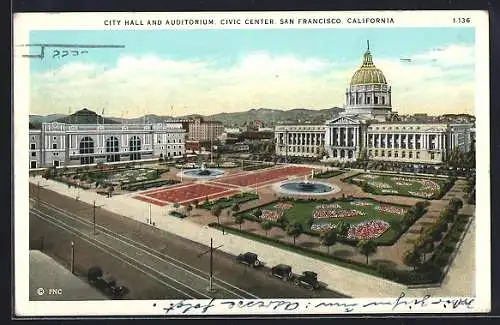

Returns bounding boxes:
[70,241,75,274]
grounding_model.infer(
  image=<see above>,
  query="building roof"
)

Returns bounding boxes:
[29,250,106,301]
[350,41,387,86]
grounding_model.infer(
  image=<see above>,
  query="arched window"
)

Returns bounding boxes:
[106,136,120,162]
[129,136,141,161]
[79,136,95,165]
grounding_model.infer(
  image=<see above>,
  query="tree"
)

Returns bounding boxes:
[254,208,263,219]
[186,204,193,217]
[403,250,422,271]
[286,222,303,246]
[335,221,350,238]
[192,199,199,208]
[173,203,180,212]
[260,221,273,237]
[231,203,241,213]
[234,215,245,230]
[320,229,337,254]
[357,240,377,265]
[211,206,222,224]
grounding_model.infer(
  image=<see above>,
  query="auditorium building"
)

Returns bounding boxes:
[29,122,186,169]
[274,43,474,165]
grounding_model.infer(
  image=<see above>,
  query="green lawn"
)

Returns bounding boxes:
[242,198,410,244]
[345,173,450,199]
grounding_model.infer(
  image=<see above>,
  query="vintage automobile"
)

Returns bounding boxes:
[235,252,262,267]
[271,264,294,281]
[87,266,129,298]
[293,271,321,290]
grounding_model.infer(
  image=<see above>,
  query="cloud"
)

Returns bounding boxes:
[30,44,474,118]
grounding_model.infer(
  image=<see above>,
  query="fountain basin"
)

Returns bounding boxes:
[178,168,225,179]
[275,180,340,196]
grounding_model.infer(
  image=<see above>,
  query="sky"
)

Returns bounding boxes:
[29,27,475,117]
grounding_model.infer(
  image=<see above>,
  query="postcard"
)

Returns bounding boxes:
[14,10,490,316]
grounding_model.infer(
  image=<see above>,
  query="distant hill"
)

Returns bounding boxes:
[56,108,120,124]
[29,114,66,124]
[30,107,343,127]
[207,107,344,127]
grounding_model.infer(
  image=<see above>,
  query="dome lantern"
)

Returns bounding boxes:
[350,40,387,86]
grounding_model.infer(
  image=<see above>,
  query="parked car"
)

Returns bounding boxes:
[236,252,262,267]
[293,271,321,290]
[271,264,293,281]
[87,266,129,298]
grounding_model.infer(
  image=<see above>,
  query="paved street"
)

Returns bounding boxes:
[29,186,347,300]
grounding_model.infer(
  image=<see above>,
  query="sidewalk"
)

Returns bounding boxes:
[29,176,473,298]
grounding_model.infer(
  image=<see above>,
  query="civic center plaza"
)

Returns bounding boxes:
[27,44,477,299]
[275,45,474,164]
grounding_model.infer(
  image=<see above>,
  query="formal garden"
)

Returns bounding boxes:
[232,197,425,246]
[208,193,470,285]
[42,164,177,194]
[344,173,455,199]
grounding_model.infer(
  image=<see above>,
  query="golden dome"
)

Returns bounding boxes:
[350,42,387,86]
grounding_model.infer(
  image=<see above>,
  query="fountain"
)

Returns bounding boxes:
[178,161,225,179]
[275,170,340,196]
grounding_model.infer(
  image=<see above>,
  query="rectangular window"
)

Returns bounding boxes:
[409,152,413,158]
[52,143,57,149]
[430,153,435,160]
[395,152,399,158]
[388,151,392,157]
[30,161,37,169]
[30,143,36,150]
[31,152,36,157]
[416,152,420,159]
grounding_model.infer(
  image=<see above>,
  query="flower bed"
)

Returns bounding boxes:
[375,204,407,215]
[313,207,365,219]
[310,222,336,232]
[274,202,293,210]
[368,181,393,189]
[350,201,373,206]
[261,209,282,221]
[347,220,390,240]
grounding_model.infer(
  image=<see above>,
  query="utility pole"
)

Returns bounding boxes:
[92,200,104,236]
[36,181,48,207]
[148,203,152,225]
[197,238,223,293]
[70,241,75,274]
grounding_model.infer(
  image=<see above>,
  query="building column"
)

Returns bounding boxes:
[398,133,402,149]
[354,127,358,147]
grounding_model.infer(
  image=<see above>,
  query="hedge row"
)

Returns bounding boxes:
[313,170,344,179]
[123,179,179,191]
[199,192,259,210]
[209,222,443,285]
[169,211,186,219]
[429,216,470,271]
[242,164,274,171]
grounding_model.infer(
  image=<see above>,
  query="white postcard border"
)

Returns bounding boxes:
[13,10,490,316]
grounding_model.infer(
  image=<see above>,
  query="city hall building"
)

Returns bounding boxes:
[29,122,186,169]
[275,43,474,165]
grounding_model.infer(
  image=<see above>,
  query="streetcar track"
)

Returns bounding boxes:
[30,210,199,299]
[32,198,258,299]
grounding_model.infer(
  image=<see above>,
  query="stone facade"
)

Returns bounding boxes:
[29,122,186,169]
[274,42,475,165]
